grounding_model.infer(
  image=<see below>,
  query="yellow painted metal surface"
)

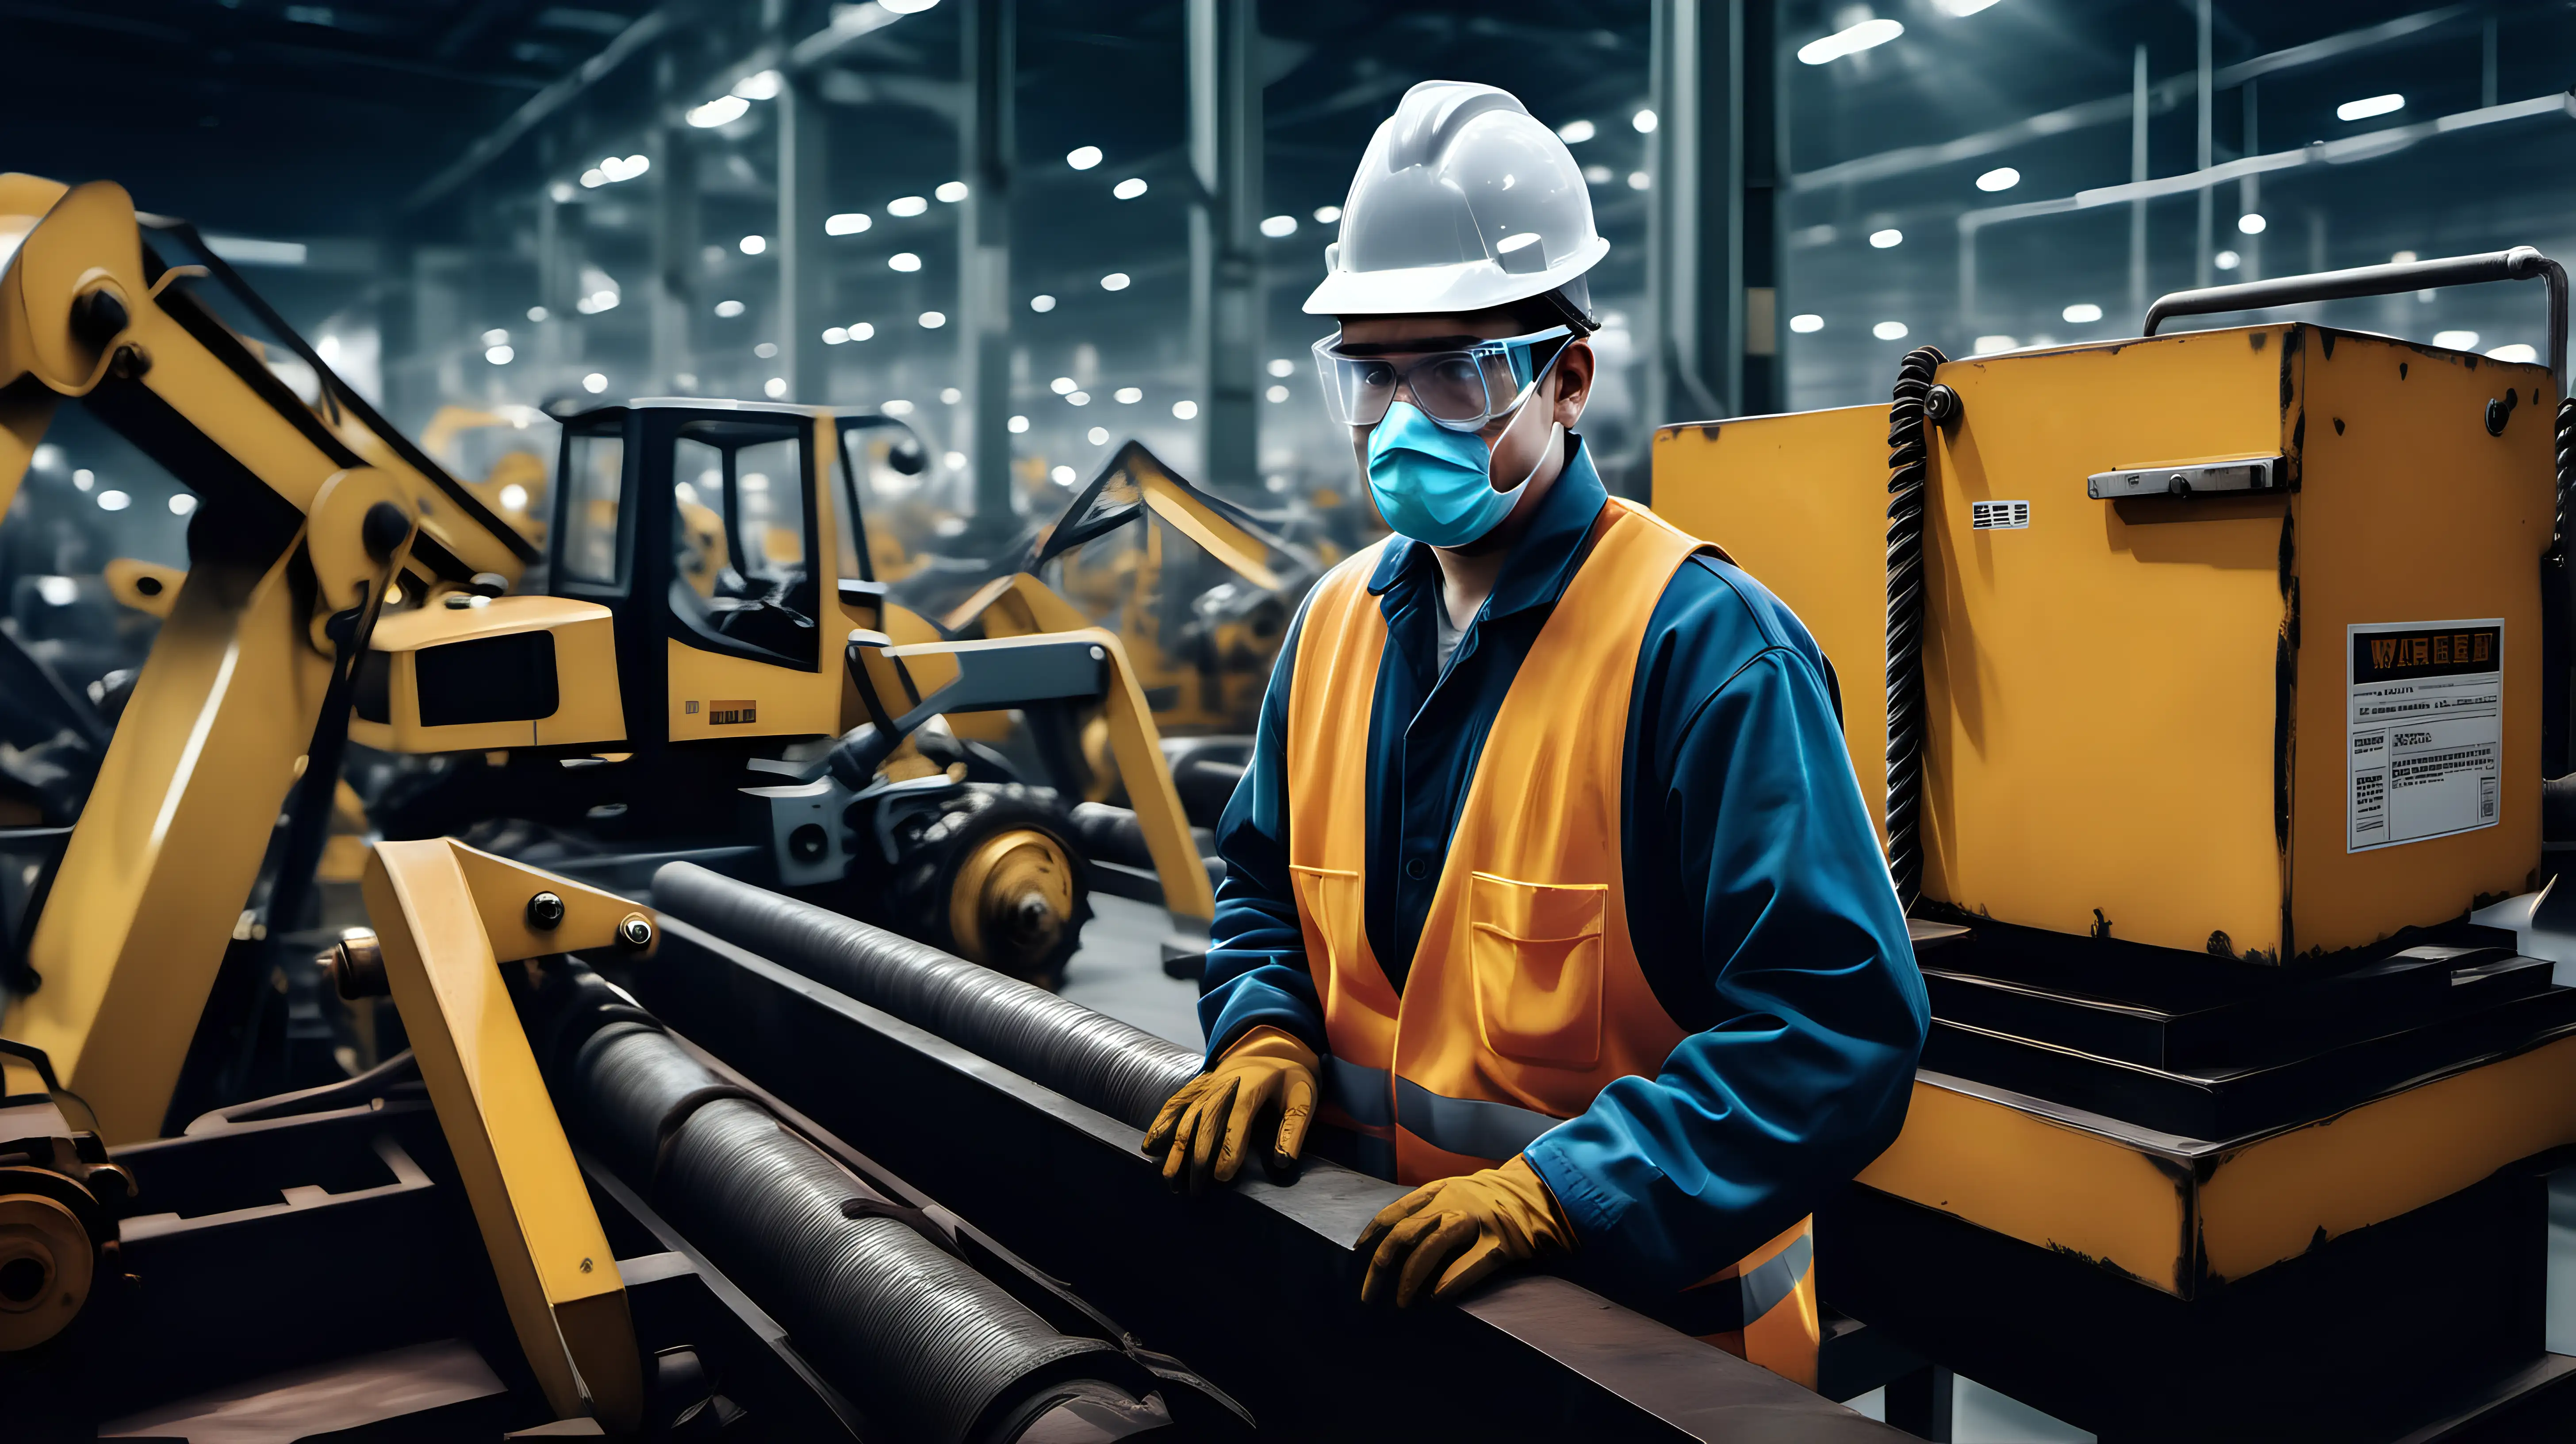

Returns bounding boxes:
[1652,406,1891,837]
[102,557,184,619]
[351,597,625,753]
[1857,1075,2192,1293]
[1654,326,2547,958]
[7,552,328,1141]
[364,839,645,1429]
[1863,1027,2576,1298]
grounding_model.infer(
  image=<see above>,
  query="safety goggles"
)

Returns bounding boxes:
[1311,325,1573,433]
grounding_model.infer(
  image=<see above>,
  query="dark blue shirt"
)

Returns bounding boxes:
[1196,437,1928,1300]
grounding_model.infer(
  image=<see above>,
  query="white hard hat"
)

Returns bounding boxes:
[1304,80,1607,325]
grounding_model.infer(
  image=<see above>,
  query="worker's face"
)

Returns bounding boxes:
[1334,309,1596,496]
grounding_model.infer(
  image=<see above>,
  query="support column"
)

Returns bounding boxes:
[960,0,1016,533]
[1644,0,1781,436]
[652,123,700,393]
[1188,0,1261,497]
[537,181,587,388]
[2194,0,2212,289]
[2128,44,2148,324]
[780,71,831,403]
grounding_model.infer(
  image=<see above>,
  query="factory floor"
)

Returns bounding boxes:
[1060,895,2576,1443]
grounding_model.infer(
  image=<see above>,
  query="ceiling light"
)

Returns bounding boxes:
[1935,0,2001,14]
[583,373,608,393]
[732,69,782,101]
[1008,415,1030,433]
[887,195,928,217]
[1112,177,1148,200]
[849,322,875,341]
[1030,294,1057,313]
[2433,330,2480,350]
[755,342,779,358]
[1627,172,1650,190]
[1558,119,1596,143]
[935,180,968,202]
[580,169,607,188]
[1314,205,1342,224]
[69,468,91,490]
[882,399,914,415]
[714,299,746,318]
[1973,334,2017,353]
[686,96,749,128]
[1051,376,1077,394]
[170,493,198,516]
[2488,343,2538,363]
[1051,465,1077,485]
[1873,321,1909,340]
[1172,400,1198,420]
[1100,273,1131,292]
[919,310,947,328]
[1260,215,1297,238]
[881,0,939,13]
[98,489,130,512]
[481,328,510,346]
[740,234,767,254]
[826,213,871,235]
[1798,17,1904,64]
[2238,213,2267,235]
[765,378,789,398]
[2337,94,2404,123]
[527,306,548,321]
[1975,166,2020,192]
[1789,313,1825,334]
[485,344,514,364]
[1067,391,1090,406]
[2062,303,2103,323]
[2215,250,2241,270]
[1583,164,1613,185]
[944,451,966,469]
[2392,250,2419,263]
[1066,145,1104,170]
[1870,228,1903,248]
[1114,387,1142,404]
[889,251,921,272]
[941,387,962,404]
[1267,358,1295,377]
[1266,385,1289,403]
[824,326,850,344]
[1087,426,1109,445]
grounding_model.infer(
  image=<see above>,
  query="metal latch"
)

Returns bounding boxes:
[2086,456,2280,499]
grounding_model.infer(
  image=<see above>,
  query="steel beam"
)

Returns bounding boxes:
[1644,0,1782,433]
[652,119,699,394]
[959,0,1017,535]
[779,69,831,403]
[1188,0,1262,497]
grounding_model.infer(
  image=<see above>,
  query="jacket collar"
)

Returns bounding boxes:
[1365,433,1610,622]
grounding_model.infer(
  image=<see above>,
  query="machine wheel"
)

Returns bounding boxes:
[884,785,1092,989]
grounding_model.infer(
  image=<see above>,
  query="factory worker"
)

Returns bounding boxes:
[1142,79,1926,1387]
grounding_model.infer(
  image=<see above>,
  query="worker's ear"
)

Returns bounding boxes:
[1550,339,1595,427]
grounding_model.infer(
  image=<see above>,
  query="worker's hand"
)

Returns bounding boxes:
[1139,1026,1318,1194]
[1356,1156,1575,1308]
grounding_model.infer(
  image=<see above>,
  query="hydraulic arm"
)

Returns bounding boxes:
[0,174,534,1140]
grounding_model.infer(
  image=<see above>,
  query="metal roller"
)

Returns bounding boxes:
[651,861,1202,1129]
[535,968,1165,1444]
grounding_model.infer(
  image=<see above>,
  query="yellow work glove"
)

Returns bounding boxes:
[1355,1155,1576,1308]
[1139,1025,1318,1194]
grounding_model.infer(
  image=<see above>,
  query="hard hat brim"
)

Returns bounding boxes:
[1302,235,1609,319]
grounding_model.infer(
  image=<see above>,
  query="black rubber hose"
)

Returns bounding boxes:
[652,862,1203,1129]
[1884,345,1949,910]
[546,991,1136,1444]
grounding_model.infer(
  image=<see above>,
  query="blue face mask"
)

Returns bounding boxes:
[1365,401,1567,549]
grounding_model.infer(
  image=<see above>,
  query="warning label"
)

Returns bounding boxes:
[2347,619,2502,853]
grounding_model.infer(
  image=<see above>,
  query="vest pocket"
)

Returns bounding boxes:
[1468,872,1606,1069]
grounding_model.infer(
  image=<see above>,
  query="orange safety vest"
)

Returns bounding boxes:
[1282,497,1820,1387]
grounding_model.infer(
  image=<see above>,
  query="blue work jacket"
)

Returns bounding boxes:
[1197,436,1929,1298]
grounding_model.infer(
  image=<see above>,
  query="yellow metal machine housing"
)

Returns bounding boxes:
[1655,247,2576,1436]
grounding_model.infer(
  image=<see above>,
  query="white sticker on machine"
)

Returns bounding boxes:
[2347,618,2503,853]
